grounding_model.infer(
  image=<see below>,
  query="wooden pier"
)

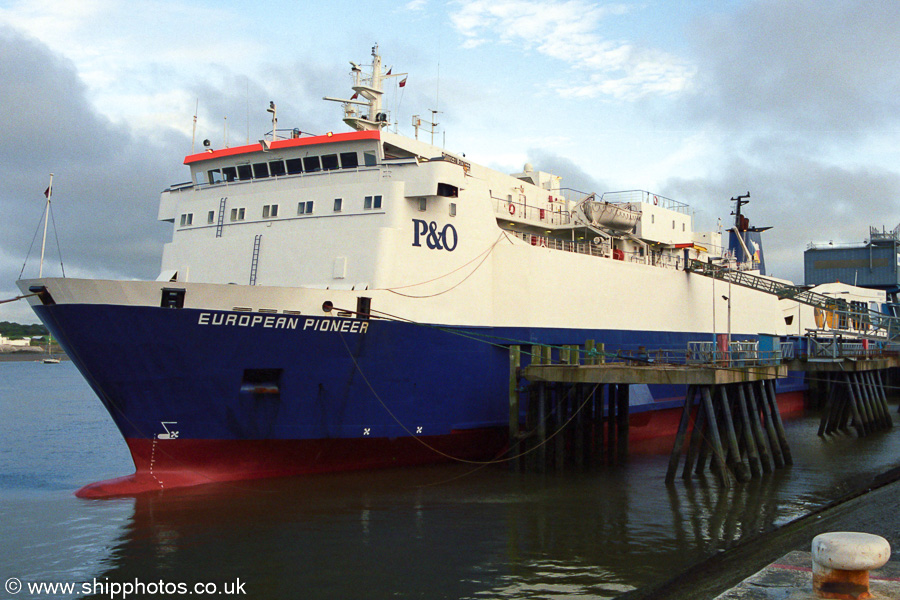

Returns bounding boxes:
[787,355,899,438]
[508,343,791,483]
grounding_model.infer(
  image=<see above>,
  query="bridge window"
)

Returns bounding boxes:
[269,160,286,176]
[222,166,237,182]
[286,158,303,174]
[340,152,359,168]
[252,162,269,178]
[321,154,339,171]
[303,156,321,172]
[363,151,377,166]
[207,169,224,184]
[237,164,252,180]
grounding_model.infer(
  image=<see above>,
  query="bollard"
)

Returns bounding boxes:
[811,532,891,599]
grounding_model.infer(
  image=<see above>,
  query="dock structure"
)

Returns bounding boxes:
[787,354,899,438]
[508,342,791,482]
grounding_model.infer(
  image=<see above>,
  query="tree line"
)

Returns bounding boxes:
[0,321,49,339]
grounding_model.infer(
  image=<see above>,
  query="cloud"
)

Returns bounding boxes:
[0,24,184,321]
[686,0,900,136]
[450,0,694,100]
[662,156,900,283]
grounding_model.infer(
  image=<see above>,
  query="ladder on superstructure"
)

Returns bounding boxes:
[215,197,227,238]
[249,234,262,286]
[686,259,900,341]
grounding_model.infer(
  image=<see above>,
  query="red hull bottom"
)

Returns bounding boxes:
[75,391,808,498]
[75,429,508,498]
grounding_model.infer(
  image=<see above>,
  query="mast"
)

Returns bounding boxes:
[39,173,53,278]
[323,44,407,132]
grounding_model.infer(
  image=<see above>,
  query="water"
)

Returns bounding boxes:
[2,361,900,599]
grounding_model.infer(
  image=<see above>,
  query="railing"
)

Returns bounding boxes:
[686,258,900,340]
[495,197,572,226]
[509,231,693,270]
[601,190,691,214]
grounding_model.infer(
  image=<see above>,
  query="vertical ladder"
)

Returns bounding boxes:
[215,197,227,238]
[249,234,262,285]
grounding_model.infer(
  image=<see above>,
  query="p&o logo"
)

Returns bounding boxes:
[412,219,458,251]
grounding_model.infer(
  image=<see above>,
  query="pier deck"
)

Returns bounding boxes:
[714,550,900,599]
[522,363,787,386]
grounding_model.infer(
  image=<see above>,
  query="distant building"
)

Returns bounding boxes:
[0,335,31,347]
[804,224,900,313]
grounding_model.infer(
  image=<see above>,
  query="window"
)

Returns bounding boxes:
[364,195,382,210]
[207,210,215,224]
[450,203,457,217]
[160,288,185,309]
[437,183,458,197]
[285,158,303,175]
[222,166,237,182]
[333,198,342,212]
[651,214,655,224]
[363,151,377,166]
[682,223,685,232]
[194,172,205,186]
[297,201,314,215]
[180,213,193,227]
[321,154,339,171]
[230,207,245,221]
[418,198,427,212]
[269,160,286,176]
[303,156,321,172]
[252,162,270,178]
[236,164,252,180]
[263,204,279,218]
[340,152,359,168]
[207,169,224,184]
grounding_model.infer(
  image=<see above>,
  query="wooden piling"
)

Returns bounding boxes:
[666,385,697,483]
[764,380,793,465]
[734,384,763,479]
[508,345,521,471]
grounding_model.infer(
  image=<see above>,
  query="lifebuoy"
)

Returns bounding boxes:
[508,203,515,215]
[653,195,659,205]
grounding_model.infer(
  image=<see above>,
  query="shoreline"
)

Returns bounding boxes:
[624,465,900,599]
[0,352,68,362]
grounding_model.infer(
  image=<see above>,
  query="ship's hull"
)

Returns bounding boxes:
[29,296,806,497]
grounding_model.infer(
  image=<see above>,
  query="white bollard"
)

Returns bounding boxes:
[811,532,891,599]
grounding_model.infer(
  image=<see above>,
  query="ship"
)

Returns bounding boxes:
[20,46,831,497]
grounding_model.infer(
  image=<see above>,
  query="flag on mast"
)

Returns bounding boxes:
[399,76,407,88]
[44,184,52,198]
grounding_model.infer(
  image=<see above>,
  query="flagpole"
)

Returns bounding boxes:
[39,173,53,278]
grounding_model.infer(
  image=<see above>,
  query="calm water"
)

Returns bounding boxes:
[2,361,900,599]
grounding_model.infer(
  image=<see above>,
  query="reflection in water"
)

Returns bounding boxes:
[3,361,899,600]
[72,414,900,600]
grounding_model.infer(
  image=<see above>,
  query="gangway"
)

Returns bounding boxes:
[685,258,900,341]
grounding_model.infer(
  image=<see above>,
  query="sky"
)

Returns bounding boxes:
[1,0,899,323]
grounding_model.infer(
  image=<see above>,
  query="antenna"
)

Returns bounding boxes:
[191,99,198,154]
[224,115,228,148]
